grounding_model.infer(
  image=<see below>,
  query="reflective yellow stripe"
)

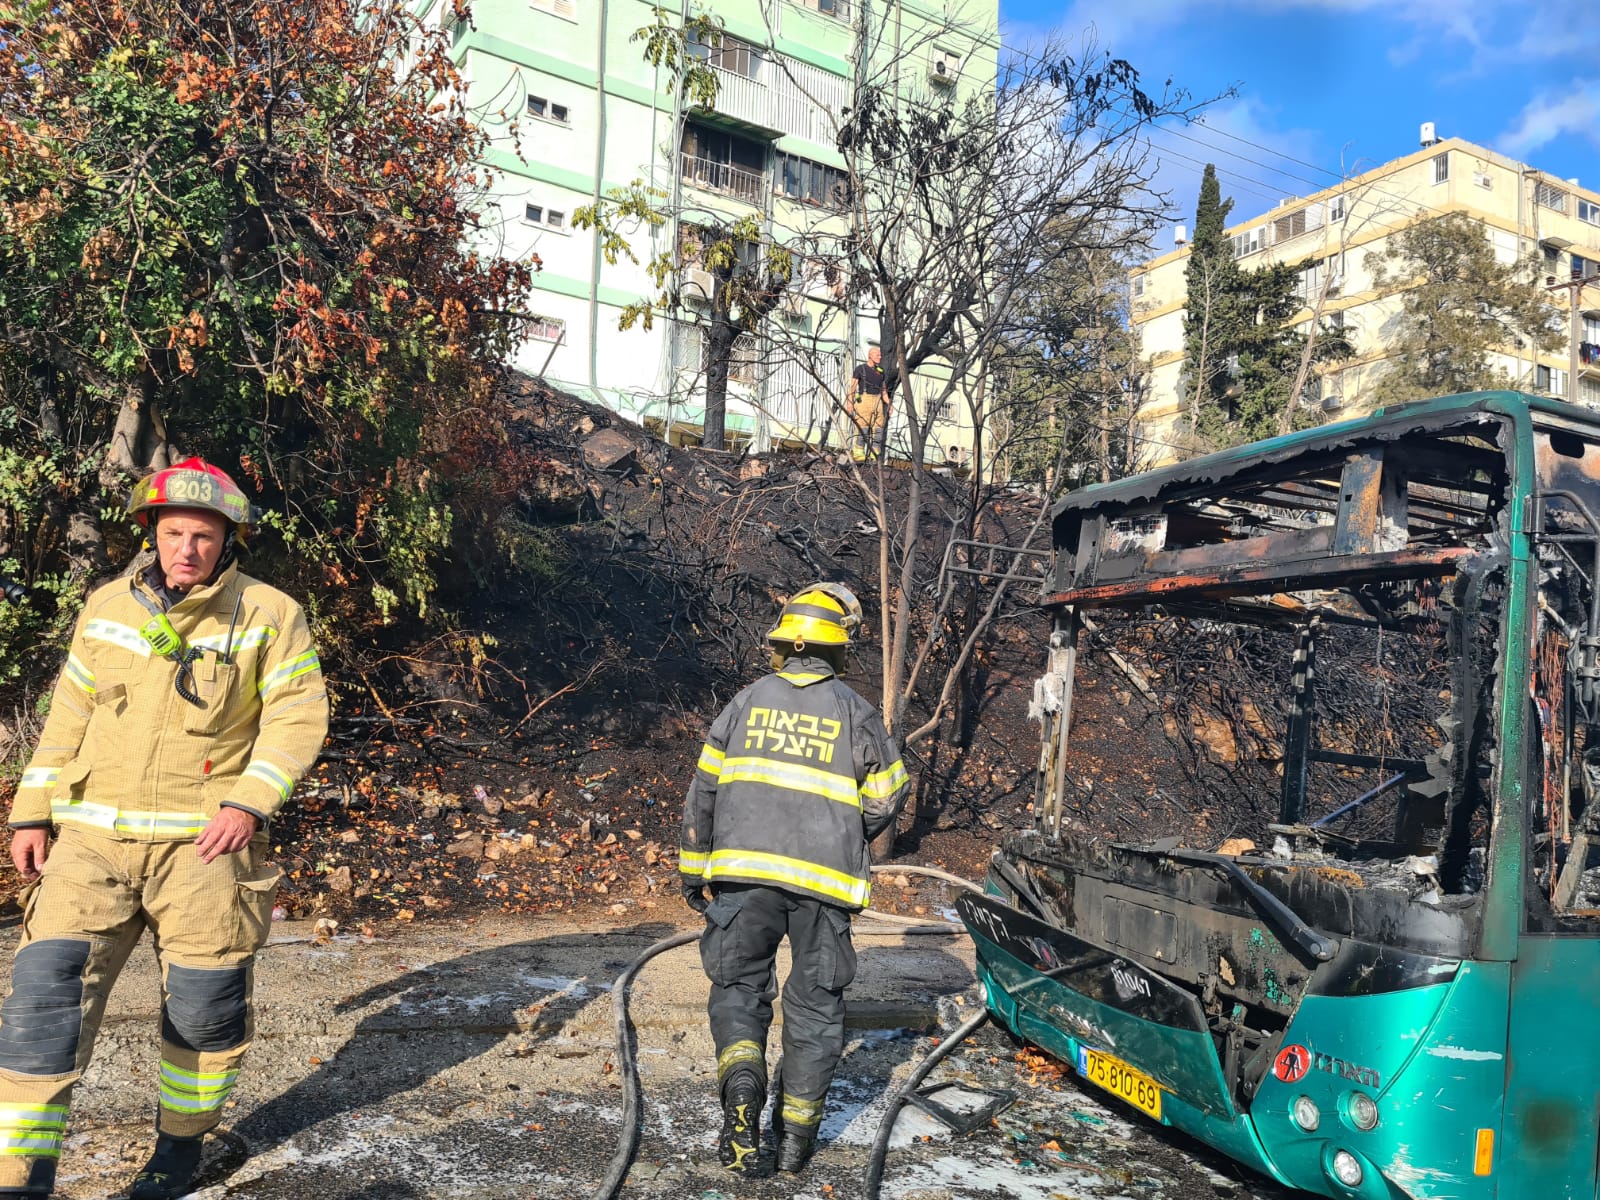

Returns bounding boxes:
[679,849,710,875]
[19,767,60,790]
[258,650,319,696]
[717,1041,764,1081]
[705,848,869,907]
[159,1060,238,1113]
[192,624,277,656]
[717,756,859,808]
[780,1094,824,1127]
[0,1103,66,1157]
[83,618,151,657]
[861,759,909,801]
[51,801,208,837]
[696,745,725,778]
[775,671,830,685]
[63,654,95,695]
[243,760,294,799]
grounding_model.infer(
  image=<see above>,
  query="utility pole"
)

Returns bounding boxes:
[1547,264,1599,404]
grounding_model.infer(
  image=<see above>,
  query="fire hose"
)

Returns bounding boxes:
[588,863,985,1200]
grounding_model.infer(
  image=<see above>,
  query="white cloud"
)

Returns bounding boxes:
[1498,81,1600,156]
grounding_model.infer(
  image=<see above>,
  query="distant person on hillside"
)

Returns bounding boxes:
[845,346,890,462]
[679,583,909,1175]
[0,459,328,1200]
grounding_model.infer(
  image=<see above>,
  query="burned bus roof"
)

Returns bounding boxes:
[1051,391,1600,524]
[1039,391,1599,612]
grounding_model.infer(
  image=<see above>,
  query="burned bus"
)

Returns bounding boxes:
[958,392,1600,1198]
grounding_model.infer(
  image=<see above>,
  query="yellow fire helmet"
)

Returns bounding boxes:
[766,582,864,650]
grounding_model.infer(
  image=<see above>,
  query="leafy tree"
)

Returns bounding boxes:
[998,238,1152,488]
[0,0,537,663]
[1181,164,1350,449]
[1367,211,1560,401]
[1182,164,1238,428]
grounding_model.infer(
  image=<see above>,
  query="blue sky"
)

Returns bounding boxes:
[998,0,1600,250]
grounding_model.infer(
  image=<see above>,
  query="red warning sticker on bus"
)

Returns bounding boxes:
[1273,1044,1311,1083]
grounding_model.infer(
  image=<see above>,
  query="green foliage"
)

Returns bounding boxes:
[0,0,539,648]
[1182,165,1351,449]
[1000,241,1143,486]
[1367,212,1561,402]
[632,6,724,109]
[0,449,85,683]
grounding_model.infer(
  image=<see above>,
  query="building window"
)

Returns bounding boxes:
[527,95,570,124]
[1581,199,1600,226]
[1585,315,1600,344]
[1537,181,1568,213]
[1131,274,1145,299]
[686,32,762,80]
[1229,226,1265,258]
[1538,364,1570,397]
[680,326,761,384]
[1273,206,1323,244]
[1583,376,1600,406]
[1576,255,1599,280]
[680,123,767,204]
[774,153,850,208]
[523,202,567,231]
[1328,194,1345,222]
[809,0,850,19]
[1431,153,1449,185]
[530,0,576,18]
[528,316,565,342]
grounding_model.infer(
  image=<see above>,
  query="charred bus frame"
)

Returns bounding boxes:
[960,392,1600,1199]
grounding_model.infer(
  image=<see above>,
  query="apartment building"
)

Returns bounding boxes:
[1131,128,1600,459]
[435,0,998,458]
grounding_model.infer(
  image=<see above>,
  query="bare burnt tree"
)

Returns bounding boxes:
[757,33,1213,762]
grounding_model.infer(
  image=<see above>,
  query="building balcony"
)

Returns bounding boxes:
[691,67,784,139]
[680,153,766,205]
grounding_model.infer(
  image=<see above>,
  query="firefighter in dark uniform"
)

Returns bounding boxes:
[679,583,910,1174]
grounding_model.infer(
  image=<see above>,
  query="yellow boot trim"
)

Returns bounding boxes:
[716,1040,764,1085]
[780,1093,823,1128]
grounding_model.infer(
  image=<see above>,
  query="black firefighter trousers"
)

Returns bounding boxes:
[700,884,858,1122]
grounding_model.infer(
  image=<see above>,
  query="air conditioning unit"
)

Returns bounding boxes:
[683,266,715,300]
[929,51,960,85]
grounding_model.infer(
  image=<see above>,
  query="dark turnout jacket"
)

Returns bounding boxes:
[680,656,910,910]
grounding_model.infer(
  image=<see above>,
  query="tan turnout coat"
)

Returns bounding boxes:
[11,562,329,838]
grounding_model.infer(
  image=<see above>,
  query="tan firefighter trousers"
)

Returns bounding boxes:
[0,828,279,1187]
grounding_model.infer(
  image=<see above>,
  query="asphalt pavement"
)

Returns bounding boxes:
[0,909,1297,1200]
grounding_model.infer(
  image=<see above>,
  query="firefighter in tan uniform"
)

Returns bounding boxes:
[680,583,910,1175]
[0,459,329,1200]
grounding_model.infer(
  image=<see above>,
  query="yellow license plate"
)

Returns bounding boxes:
[1075,1045,1163,1120]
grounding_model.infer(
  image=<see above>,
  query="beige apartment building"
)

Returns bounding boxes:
[1131,128,1600,459]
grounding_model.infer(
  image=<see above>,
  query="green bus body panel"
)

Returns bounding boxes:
[976,929,1512,1198]
[970,942,1288,1185]
[972,393,1600,1198]
[1504,937,1600,1198]
[1253,963,1508,1199]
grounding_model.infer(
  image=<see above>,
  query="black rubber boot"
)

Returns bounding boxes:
[127,1134,204,1200]
[775,1127,818,1175]
[717,1074,764,1172]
